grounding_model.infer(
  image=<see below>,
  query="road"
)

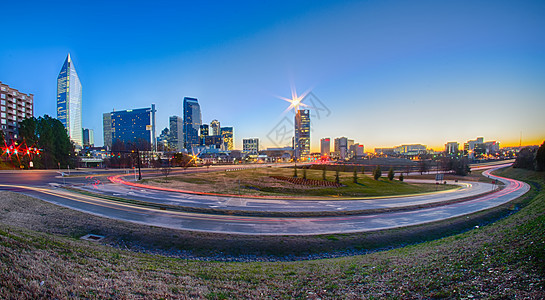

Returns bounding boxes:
[0,164,530,235]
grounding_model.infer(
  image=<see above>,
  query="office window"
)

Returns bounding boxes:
[1,94,5,99]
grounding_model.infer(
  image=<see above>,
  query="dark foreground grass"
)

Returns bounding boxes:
[0,167,544,298]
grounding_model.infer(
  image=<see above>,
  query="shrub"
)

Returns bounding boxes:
[388,167,394,181]
[373,166,382,180]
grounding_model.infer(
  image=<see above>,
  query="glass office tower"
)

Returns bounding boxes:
[294,109,310,161]
[169,115,183,152]
[104,105,156,151]
[57,54,83,148]
[183,97,201,150]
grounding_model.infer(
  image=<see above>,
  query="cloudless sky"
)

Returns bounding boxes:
[1,0,544,151]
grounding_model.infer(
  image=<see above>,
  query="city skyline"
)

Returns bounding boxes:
[1,1,544,151]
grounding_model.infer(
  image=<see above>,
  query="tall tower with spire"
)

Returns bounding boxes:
[57,53,83,148]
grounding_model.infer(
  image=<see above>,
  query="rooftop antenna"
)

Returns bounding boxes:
[519,131,522,147]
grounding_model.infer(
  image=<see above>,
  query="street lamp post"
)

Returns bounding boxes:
[136,148,142,181]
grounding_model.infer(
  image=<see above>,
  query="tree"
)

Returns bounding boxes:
[399,173,404,181]
[293,166,298,178]
[513,147,536,170]
[418,160,429,175]
[17,115,75,169]
[335,169,340,184]
[173,153,194,169]
[303,168,307,180]
[353,167,358,183]
[322,167,327,181]
[373,165,382,180]
[361,165,365,175]
[18,117,38,146]
[535,141,545,171]
[388,167,394,181]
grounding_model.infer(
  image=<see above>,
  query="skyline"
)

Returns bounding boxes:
[1,1,544,151]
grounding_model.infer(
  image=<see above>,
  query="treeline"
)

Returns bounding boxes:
[2,115,76,169]
[513,141,545,171]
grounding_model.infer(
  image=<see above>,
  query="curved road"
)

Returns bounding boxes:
[0,164,530,235]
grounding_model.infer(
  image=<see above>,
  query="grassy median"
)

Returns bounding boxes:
[0,167,543,298]
[143,167,454,197]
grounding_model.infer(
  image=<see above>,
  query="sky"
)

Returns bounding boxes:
[1,0,544,152]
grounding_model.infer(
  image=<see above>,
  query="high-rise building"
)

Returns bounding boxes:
[0,81,34,144]
[294,109,310,161]
[199,124,209,146]
[157,128,170,150]
[445,142,459,155]
[221,127,234,150]
[210,119,220,136]
[57,54,83,148]
[320,138,330,156]
[243,138,259,153]
[102,113,112,150]
[82,128,94,147]
[169,116,183,151]
[349,144,364,158]
[103,104,156,151]
[334,137,348,160]
[464,137,484,159]
[183,97,201,150]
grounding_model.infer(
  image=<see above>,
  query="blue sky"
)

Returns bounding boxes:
[1,0,544,151]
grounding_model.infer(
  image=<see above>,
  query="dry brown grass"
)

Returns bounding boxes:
[0,167,543,298]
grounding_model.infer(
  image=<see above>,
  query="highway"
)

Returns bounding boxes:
[0,164,530,235]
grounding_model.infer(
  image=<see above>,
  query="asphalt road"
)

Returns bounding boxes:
[0,163,530,235]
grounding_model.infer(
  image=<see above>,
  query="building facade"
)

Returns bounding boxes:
[394,144,427,156]
[0,82,34,144]
[102,113,112,150]
[183,97,201,151]
[349,143,364,158]
[445,142,459,155]
[243,138,259,153]
[57,54,83,148]
[103,105,156,151]
[210,119,220,136]
[320,138,330,156]
[169,116,183,151]
[294,109,310,161]
[221,127,234,151]
[199,124,209,146]
[334,137,348,160]
[82,128,94,147]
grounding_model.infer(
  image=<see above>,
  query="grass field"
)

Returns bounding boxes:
[143,167,454,197]
[0,167,543,298]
